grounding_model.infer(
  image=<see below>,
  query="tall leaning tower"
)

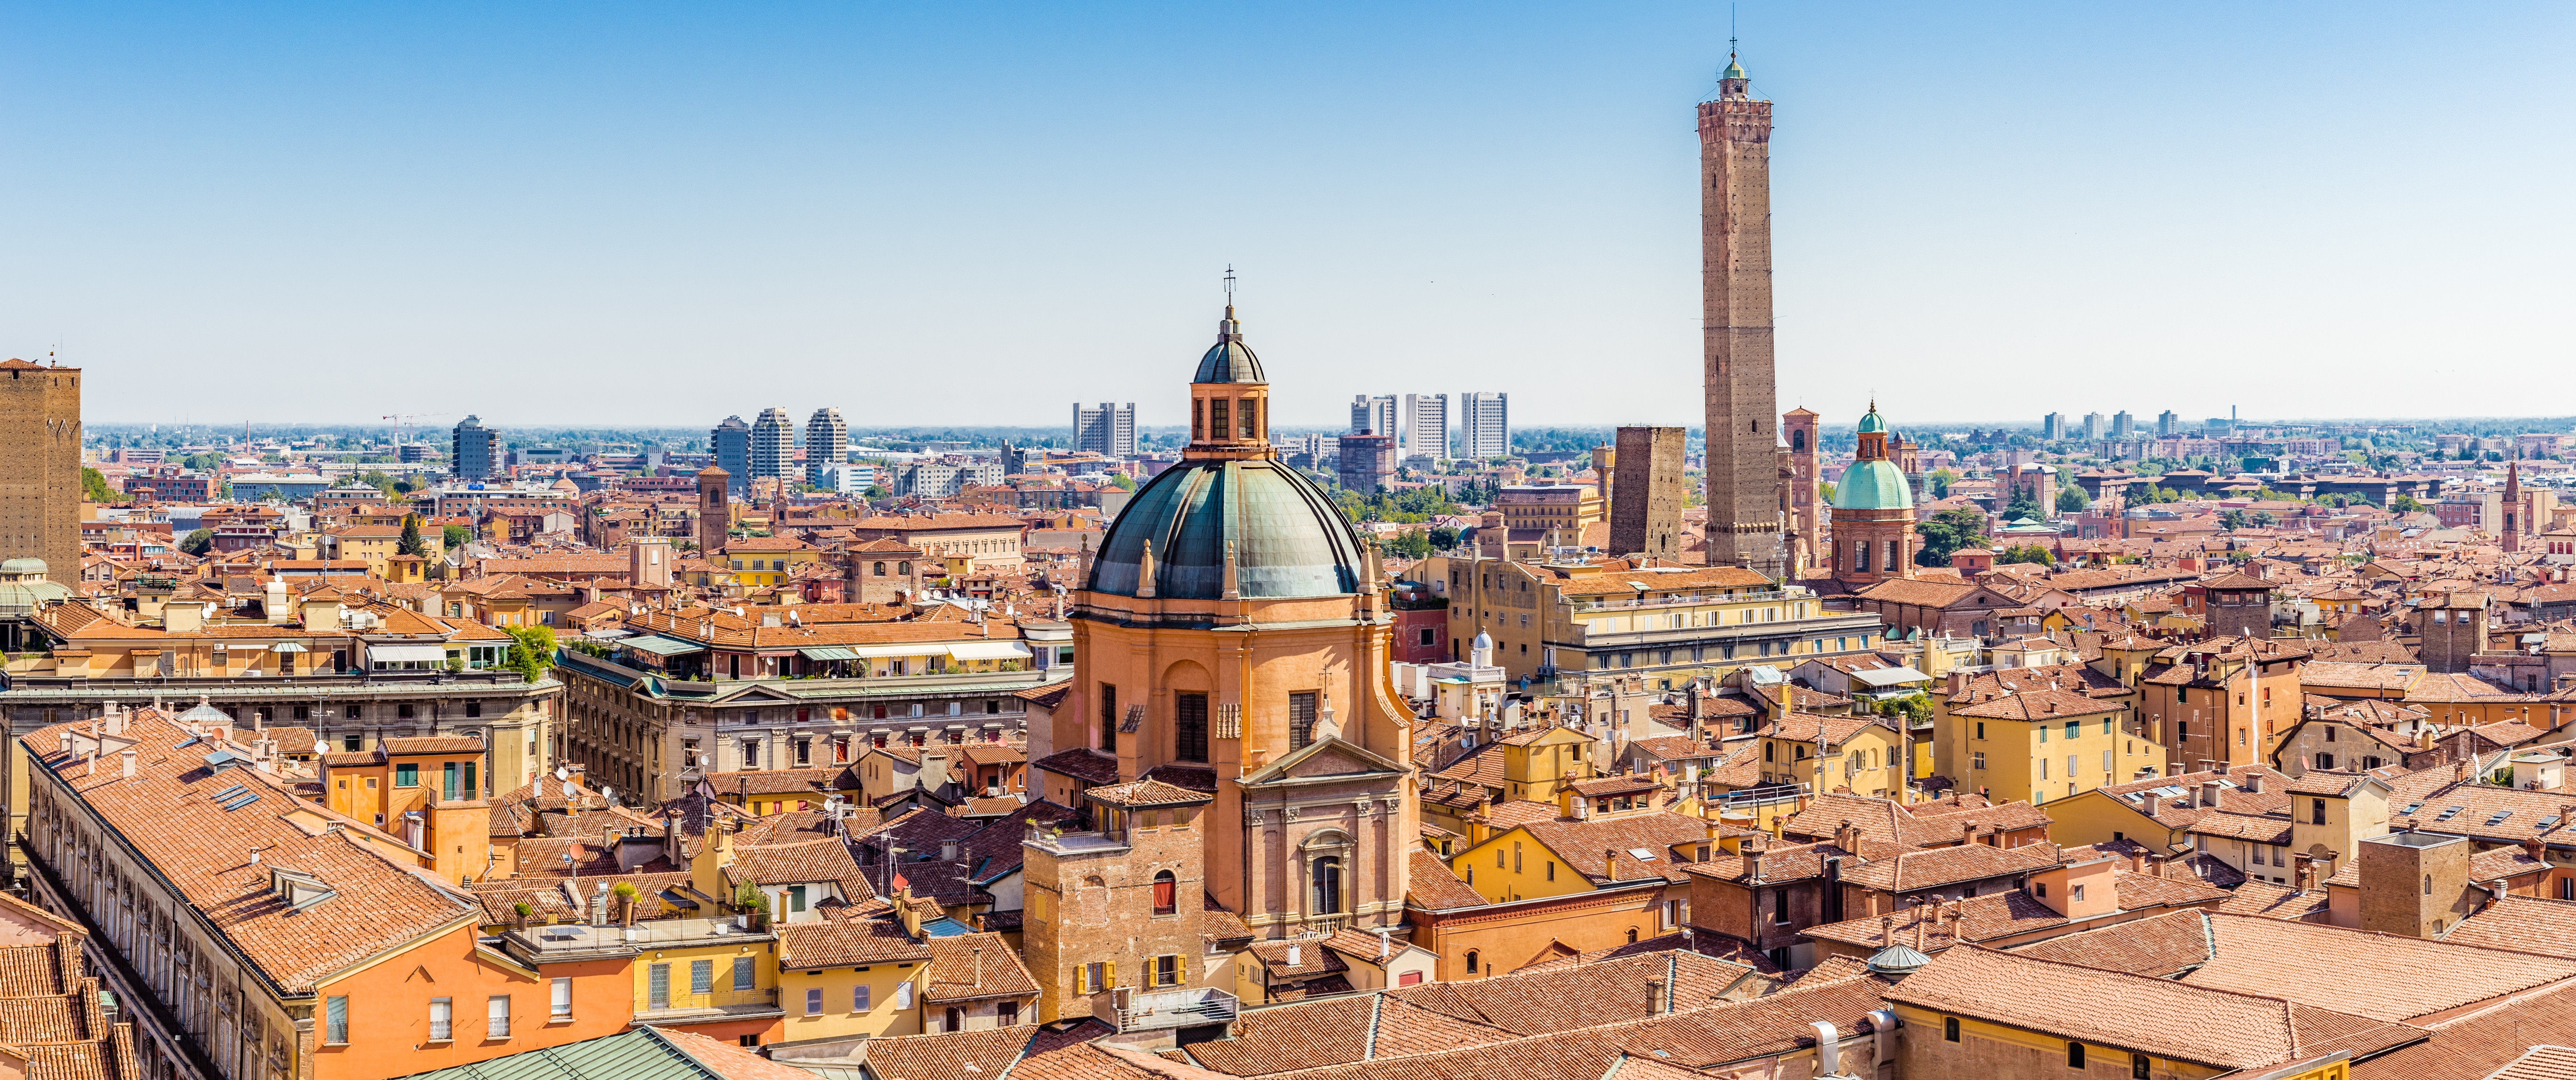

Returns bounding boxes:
[1699,52,1785,577]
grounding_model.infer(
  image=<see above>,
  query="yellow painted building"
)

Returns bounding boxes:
[1943,681,2161,806]
[723,538,822,590]
[1424,558,1888,687]
[629,920,786,1044]
[774,919,930,1042]
[1446,806,1710,905]
[1887,947,2354,1080]
[1754,713,1909,800]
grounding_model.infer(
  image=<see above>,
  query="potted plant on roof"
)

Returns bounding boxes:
[613,881,639,927]
[511,901,532,933]
[734,880,771,929]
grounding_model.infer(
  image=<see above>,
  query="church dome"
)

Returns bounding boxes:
[1194,309,1265,384]
[1856,406,1888,434]
[0,557,45,577]
[1834,459,1914,512]
[1088,459,1364,599]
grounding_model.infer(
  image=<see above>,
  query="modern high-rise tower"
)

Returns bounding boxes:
[1072,402,1137,457]
[1350,395,1397,440]
[1398,393,1448,462]
[1458,392,1510,458]
[710,415,752,495]
[1699,51,1784,577]
[749,407,795,482]
[804,407,848,487]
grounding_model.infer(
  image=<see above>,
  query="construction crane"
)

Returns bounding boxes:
[381,413,441,447]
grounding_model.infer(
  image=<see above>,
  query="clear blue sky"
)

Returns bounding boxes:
[5,3,2570,431]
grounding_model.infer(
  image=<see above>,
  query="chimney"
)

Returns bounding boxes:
[2246,773,2264,794]
[1286,944,1301,967]
[1747,847,1766,884]
[2199,780,2223,810]
[119,750,136,779]
[1647,977,1667,1016]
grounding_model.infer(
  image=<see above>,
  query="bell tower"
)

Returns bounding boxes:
[1700,48,1785,577]
[695,466,729,559]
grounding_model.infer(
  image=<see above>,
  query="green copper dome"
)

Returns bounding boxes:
[1856,406,1887,434]
[1194,309,1265,384]
[1088,458,1364,599]
[1834,459,1914,512]
[1722,58,1746,80]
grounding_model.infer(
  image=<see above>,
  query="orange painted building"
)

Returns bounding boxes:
[19,705,634,1080]
[322,735,497,884]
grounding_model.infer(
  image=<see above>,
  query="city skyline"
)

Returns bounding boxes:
[7,3,2569,427]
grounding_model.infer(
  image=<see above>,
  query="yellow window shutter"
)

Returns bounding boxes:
[1105,961,1116,989]
[1175,955,1186,984]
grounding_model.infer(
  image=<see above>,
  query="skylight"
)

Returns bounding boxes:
[2486,810,2514,827]
[1628,848,1658,861]
[2433,806,2464,821]
[2399,802,2423,815]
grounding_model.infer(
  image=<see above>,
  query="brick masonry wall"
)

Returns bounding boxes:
[0,364,80,583]
[1700,94,1783,577]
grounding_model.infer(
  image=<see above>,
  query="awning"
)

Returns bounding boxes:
[368,643,447,663]
[269,642,308,653]
[621,635,708,657]
[799,646,862,661]
[948,641,1034,662]
[842,643,945,660]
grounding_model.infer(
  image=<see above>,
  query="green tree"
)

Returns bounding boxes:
[2393,494,2426,513]
[2218,509,2248,531]
[1999,544,2056,566]
[1875,693,1933,726]
[2055,487,2091,513]
[505,625,558,682]
[1913,506,1990,566]
[81,467,115,502]
[1386,530,1432,559]
[397,514,428,557]
[863,484,890,500]
[1109,474,1135,490]
[443,523,472,550]
[179,528,214,556]
[1429,525,1461,551]
[1927,468,1958,500]
[2004,488,2044,522]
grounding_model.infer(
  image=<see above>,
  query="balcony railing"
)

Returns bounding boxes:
[641,987,779,1015]
[1573,587,1812,612]
[1100,987,1239,1033]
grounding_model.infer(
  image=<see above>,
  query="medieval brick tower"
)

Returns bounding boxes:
[695,465,729,557]
[0,358,81,584]
[1700,52,1785,578]
[1608,425,1685,561]
[1781,407,1820,573]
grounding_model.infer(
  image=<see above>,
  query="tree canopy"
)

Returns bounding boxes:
[179,528,214,556]
[1913,506,1990,566]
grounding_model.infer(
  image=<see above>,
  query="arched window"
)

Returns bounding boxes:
[1152,870,1177,916]
[1625,927,1638,944]
[1464,950,1479,974]
[897,562,911,575]
[1312,856,1344,915]
[1792,429,1806,451]
[873,562,887,576]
